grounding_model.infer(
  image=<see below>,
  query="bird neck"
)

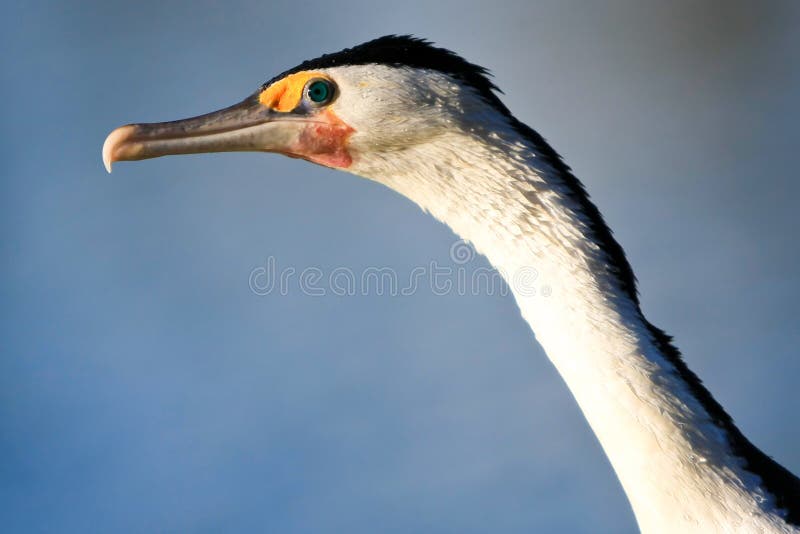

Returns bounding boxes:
[351,125,796,532]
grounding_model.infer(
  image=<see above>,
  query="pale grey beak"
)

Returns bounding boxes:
[102,94,305,172]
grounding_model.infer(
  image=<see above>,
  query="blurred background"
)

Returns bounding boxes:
[2,1,799,532]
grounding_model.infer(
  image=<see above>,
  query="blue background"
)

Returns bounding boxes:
[2,1,799,532]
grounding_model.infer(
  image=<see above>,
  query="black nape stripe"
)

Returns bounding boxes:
[510,91,800,527]
[270,35,800,524]
[646,320,800,525]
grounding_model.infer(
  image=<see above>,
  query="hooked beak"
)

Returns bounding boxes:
[102,94,305,173]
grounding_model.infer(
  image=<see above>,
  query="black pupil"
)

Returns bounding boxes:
[309,81,329,103]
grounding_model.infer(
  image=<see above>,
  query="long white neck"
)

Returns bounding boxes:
[351,125,798,533]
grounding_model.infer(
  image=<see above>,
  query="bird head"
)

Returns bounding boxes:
[102,35,510,177]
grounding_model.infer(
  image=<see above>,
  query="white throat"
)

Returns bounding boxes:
[349,122,796,533]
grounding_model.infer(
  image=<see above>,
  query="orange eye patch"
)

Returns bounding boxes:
[258,71,327,112]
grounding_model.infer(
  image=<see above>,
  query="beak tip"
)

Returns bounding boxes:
[102,124,138,174]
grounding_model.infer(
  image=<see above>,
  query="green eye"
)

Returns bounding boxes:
[307,79,332,104]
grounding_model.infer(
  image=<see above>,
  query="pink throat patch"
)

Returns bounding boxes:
[290,110,355,169]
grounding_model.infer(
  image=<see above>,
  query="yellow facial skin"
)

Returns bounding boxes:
[258,71,328,112]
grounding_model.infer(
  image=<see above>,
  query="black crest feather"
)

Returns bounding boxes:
[263,35,504,109]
